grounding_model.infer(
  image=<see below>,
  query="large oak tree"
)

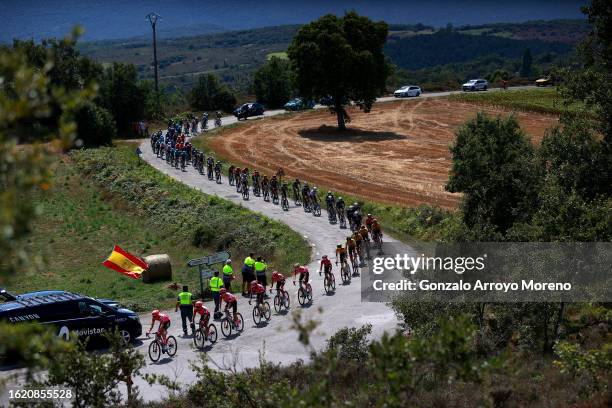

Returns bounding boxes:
[288,12,390,130]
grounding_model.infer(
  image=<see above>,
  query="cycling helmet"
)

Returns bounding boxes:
[347,236,353,240]
[219,288,227,295]
[367,213,372,217]
[293,263,300,269]
[226,259,231,264]
[327,191,332,195]
[322,255,328,259]
[337,244,342,248]
[338,197,343,200]
[354,202,359,206]
[152,309,160,318]
[313,186,318,190]
[194,301,204,309]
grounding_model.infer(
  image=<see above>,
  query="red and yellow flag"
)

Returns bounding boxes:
[102,245,148,279]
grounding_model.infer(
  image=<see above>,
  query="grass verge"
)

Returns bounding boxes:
[9,146,309,311]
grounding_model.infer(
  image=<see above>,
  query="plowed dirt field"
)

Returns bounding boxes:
[210,98,558,209]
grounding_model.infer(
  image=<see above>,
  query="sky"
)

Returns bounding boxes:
[0,0,588,43]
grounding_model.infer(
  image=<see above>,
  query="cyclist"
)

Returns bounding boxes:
[335,244,347,267]
[319,255,333,281]
[146,310,171,352]
[325,191,335,212]
[270,175,279,200]
[261,175,270,198]
[280,182,289,202]
[346,205,355,229]
[346,236,357,269]
[219,288,239,324]
[240,171,248,193]
[365,213,375,231]
[359,224,370,246]
[301,182,310,207]
[207,156,214,179]
[201,112,209,130]
[235,167,242,191]
[352,231,364,263]
[336,196,345,216]
[193,301,211,334]
[269,270,286,296]
[252,170,260,194]
[292,263,310,290]
[248,280,266,308]
[292,178,301,202]
[214,160,222,180]
[228,165,235,185]
[371,219,383,241]
[352,203,363,229]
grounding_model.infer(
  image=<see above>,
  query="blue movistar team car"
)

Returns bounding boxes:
[284,98,315,111]
[0,289,142,344]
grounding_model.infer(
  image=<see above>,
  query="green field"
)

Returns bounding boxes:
[448,87,583,116]
[9,146,309,311]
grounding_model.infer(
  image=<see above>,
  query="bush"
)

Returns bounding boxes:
[75,103,116,147]
[188,74,237,112]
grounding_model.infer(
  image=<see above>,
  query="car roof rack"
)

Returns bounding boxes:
[14,292,82,307]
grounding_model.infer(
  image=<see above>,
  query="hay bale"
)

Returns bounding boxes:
[142,254,172,283]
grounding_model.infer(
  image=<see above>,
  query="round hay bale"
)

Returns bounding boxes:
[142,254,172,283]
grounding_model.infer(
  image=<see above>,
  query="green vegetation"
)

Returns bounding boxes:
[288,12,391,129]
[266,51,288,60]
[188,73,237,112]
[448,88,582,115]
[7,146,309,311]
[253,56,294,108]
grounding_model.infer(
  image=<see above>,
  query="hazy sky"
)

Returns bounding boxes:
[0,0,588,42]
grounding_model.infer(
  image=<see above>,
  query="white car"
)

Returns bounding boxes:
[462,79,488,92]
[394,85,421,98]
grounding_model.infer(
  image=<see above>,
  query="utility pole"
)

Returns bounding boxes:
[146,12,161,93]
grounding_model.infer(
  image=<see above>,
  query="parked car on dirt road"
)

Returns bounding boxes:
[234,103,265,120]
[284,98,315,111]
[394,85,422,98]
[462,79,488,92]
[0,289,142,344]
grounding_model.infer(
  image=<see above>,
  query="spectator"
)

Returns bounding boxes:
[242,252,256,296]
[222,259,234,292]
[210,270,224,319]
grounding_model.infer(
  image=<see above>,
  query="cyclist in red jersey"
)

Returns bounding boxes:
[147,310,171,350]
[292,263,310,289]
[249,280,266,306]
[193,301,210,329]
[365,213,375,231]
[269,271,286,295]
[319,255,333,280]
[219,288,239,324]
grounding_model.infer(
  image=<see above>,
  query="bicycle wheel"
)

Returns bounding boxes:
[297,287,306,305]
[235,313,244,332]
[324,277,332,294]
[207,324,218,344]
[148,340,161,362]
[221,318,232,338]
[263,302,271,320]
[331,274,336,290]
[307,285,313,301]
[194,329,205,349]
[283,291,291,309]
[166,336,178,357]
[274,294,281,312]
[253,306,262,325]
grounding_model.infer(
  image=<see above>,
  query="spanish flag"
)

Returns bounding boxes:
[102,245,148,279]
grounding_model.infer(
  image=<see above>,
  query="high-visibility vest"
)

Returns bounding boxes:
[254,261,266,274]
[244,257,255,268]
[178,291,192,305]
[223,264,233,276]
[210,277,223,292]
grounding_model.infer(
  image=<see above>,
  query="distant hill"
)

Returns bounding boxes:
[77,19,585,92]
[385,29,575,70]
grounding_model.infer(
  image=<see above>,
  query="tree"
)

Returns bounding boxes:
[188,74,237,112]
[446,113,541,237]
[75,103,116,147]
[520,48,533,77]
[253,56,294,108]
[97,63,145,135]
[288,12,390,130]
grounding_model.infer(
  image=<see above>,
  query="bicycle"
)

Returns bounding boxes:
[229,171,235,186]
[251,300,271,326]
[253,180,261,197]
[338,209,347,229]
[350,255,360,276]
[327,204,337,224]
[281,194,289,211]
[373,232,383,255]
[262,185,270,202]
[207,165,214,180]
[273,288,290,312]
[220,309,244,338]
[297,281,313,306]
[242,183,249,200]
[323,271,336,294]
[147,332,177,363]
[180,155,186,171]
[193,321,218,350]
[293,189,302,206]
[215,168,222,184]
[302,195,311,213]
[271,187,279,204]
[312,201,321,217]
[339,259,351,284]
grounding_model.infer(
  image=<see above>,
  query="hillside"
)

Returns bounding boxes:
[78,19,586,93]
